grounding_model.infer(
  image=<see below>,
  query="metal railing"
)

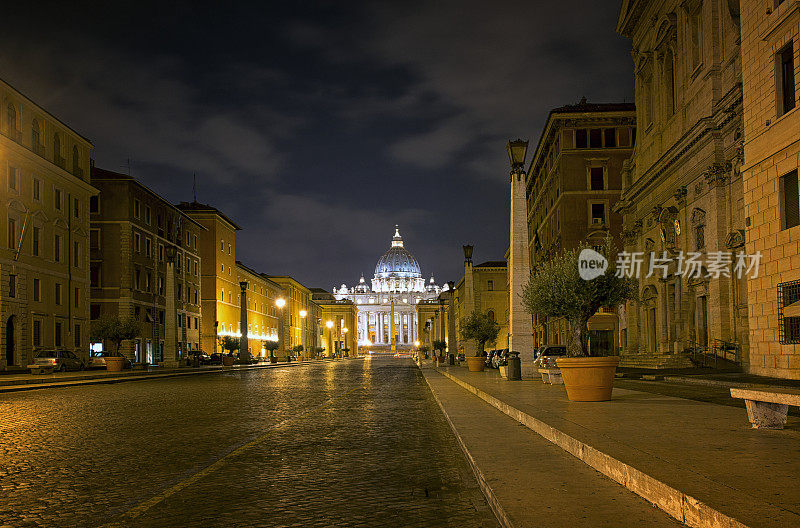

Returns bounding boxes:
[688,338,740,368]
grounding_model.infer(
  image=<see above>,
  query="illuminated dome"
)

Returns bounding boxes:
[374,226,422,279]
[354,274,370,293]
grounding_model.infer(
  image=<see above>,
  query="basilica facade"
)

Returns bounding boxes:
[333,227,441,348]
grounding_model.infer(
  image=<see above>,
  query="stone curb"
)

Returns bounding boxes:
[0,361,337,393]
[420,366,513,528]
[662,376,793,390]
[434,367,750,528]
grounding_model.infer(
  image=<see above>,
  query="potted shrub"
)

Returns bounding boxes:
[459,311,500,372]
[292,344,304,361]
[314,346,325,359]
[218,336,239,366]
[432,340,447,366]
[522,240,636,401]
[90,316,140,372]
[263,340,280,363]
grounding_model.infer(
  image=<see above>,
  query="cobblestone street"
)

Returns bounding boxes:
[0,357,497,527]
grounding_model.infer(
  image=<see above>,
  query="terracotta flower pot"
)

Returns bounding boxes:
[465,356,485,372]
[222,355,235,366]
[105,356,126,372]
[556,356,619,401]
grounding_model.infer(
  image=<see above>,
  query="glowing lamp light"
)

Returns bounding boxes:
[342,327,348,333]
[365,339,372,346]
[275,298,286,308]
[414,340,420,347]
[299,309,307,318]
[326,320,333,329]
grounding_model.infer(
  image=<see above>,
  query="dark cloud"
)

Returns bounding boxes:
[0,0,632,288]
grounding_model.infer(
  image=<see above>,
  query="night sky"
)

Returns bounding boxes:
[1,1,632,290]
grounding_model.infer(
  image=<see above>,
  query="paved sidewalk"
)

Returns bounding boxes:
[422,365,681,528]
[0,359,339,393]
[429,362,800,528]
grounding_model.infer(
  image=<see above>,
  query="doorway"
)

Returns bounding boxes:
[5,316,15,366]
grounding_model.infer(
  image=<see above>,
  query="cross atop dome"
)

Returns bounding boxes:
[391,225,404,247]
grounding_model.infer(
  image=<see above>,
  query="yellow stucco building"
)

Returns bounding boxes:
[1,78,97,369]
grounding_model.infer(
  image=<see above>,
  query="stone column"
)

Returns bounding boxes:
[509,163,535,377]
[660,280,669,353]
[239,281,250,361]
[462,246,478,357]
[162,251,179,367]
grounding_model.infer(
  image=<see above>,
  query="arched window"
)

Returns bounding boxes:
[7,103,16,133]
[72,145,80,175]
[487,310,495,323]
[53,133,62,165]
[31,119,40,149]
[664,49,675,116]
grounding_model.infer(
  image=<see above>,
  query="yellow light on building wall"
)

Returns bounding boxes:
[276,298,286,308]
[299,309,307,317]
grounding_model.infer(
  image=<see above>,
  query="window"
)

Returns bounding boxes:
[134,199,141,219]
[696,224,705,250]
[641,68,653,127]
[158,276,164,295]
[89,195,99,213]
[177,284,182,300]
[54,234,61,262]
[55,188,62,210]
[55,283,62,305]
[7,217,15,249]
[73,241,80,267]
[146,272,151,292]
[74,324,81,348]
[589,129,602,148]
[73,198,80,218]
[220,240,224,252]
[53,133,62,165]
[780,170,800,229]
[7,103,16,134]
[74,287,80,308]
[55,322,62,347]
[778,42,796,116]
[590,167,604,190]
[689,8,702,71]
[778,279,800,343]
[159,244,164,261]
[146,238,152,258]
[487,280,494,291]
[9,274,16,298]
[664,49,676,116]
[33,320,41,347]
[33,178,40,201]
[31,118,40,149]
[134,232,141,253]
[575,129,588,148]
[90,264,101,287]
[221,288,224,300]
[90,229,100,250]
[145,205,151,225]
[134,268,141,290]
[591,203,605,225]
[72,146,80,176]
[8,166,17,190]
[193,234,197,249]
[604,128,616,148]
[228,243,231,255]
[33,278,40,301]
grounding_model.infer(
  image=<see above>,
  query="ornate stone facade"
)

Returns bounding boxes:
[617,0,747,367]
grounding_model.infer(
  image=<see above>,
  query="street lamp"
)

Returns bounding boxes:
[507,139,528,171]
[276,298,286,361]
[506,138,529,382]
[299,309,307,361]
[326,320,334,358]
[342,327,348,358]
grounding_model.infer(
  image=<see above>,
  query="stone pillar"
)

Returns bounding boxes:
[508,165,535,376]
[390,298,396,352]
[162,255,179,367]
[660,280,669,353]
[462,246,478,357]
[239,281,250,361]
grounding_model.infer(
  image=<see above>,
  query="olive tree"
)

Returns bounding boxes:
[459,311,500,357]
[90,316,140,357]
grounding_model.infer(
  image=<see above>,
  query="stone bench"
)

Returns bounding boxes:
[730,387,800,429]
[27,364,54,375]
[539,368,563,385]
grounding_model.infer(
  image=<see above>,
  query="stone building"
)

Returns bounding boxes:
[616,0,746,368]
[334,226,440,350]
[452,253,508,356]
[1,78,97,369]
[526,100,636,354]
[740,0,800,378]
[90,168,203,364]
[311,288,358,357]
[235,262,282,359]
[268,275,318,359]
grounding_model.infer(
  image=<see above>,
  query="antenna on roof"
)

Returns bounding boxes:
[125,157,131,176]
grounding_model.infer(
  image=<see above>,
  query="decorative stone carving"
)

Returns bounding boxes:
[703,162,732,187]
[725,229,746,249]
[691,208,706,226]
[673,186,687,205]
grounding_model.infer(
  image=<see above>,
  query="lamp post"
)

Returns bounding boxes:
[507,138,531,381]
[342,327,348,358]
[326,320,334,358]
[163,244,179,367]
[276,297,286,362]
[239,281,250,362]
[299,309,307,361]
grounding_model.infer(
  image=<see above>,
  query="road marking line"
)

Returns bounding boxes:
[102,382,363,527]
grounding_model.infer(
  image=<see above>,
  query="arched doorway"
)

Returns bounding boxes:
[5,316,15,367]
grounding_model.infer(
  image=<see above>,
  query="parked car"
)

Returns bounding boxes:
[187,351,211,365]
[456,353,466,362]
[533,345,568,369]
[88,351,132,370]
[234,352,258,365]
[33,350,86,372]
[208,353,225,365]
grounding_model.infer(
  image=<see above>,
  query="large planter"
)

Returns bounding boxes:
[105,356,126,372]
[465,356,485,372]
[556,356,619,401]
[222,355,235,366]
